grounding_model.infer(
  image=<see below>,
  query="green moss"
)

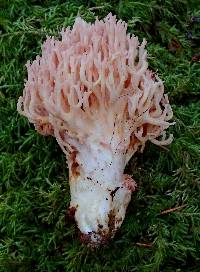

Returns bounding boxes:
[0,0,200,271]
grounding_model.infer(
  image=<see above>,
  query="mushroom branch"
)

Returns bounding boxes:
[17,14,174,245]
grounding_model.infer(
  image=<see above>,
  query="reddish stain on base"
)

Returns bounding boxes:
[123,174,137,192]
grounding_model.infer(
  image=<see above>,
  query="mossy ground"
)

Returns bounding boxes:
[0,0,200,271]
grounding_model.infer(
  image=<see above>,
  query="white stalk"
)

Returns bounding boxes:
[68,141,133,244]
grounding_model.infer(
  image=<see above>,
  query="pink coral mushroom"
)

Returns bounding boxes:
[17,13,174,245]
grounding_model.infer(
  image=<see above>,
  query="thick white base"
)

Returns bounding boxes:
[68,141,135,244]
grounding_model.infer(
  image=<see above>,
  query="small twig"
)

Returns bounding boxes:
[0,84,21,89]
[135,242,153,248]
[160,204,187,215]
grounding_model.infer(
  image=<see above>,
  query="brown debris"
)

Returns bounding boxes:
[79,209,118,246]
[79,232,93,245]
[70,149,80,177]
[67,206,77,221]
[135,242,153,248]
[110,187,120,201]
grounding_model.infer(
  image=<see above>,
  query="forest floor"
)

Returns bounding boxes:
[0,0,200,271]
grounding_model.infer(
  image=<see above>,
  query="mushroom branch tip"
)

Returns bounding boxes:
[17,13,174,245]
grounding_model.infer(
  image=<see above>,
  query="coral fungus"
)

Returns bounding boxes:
[17,14,174,245]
